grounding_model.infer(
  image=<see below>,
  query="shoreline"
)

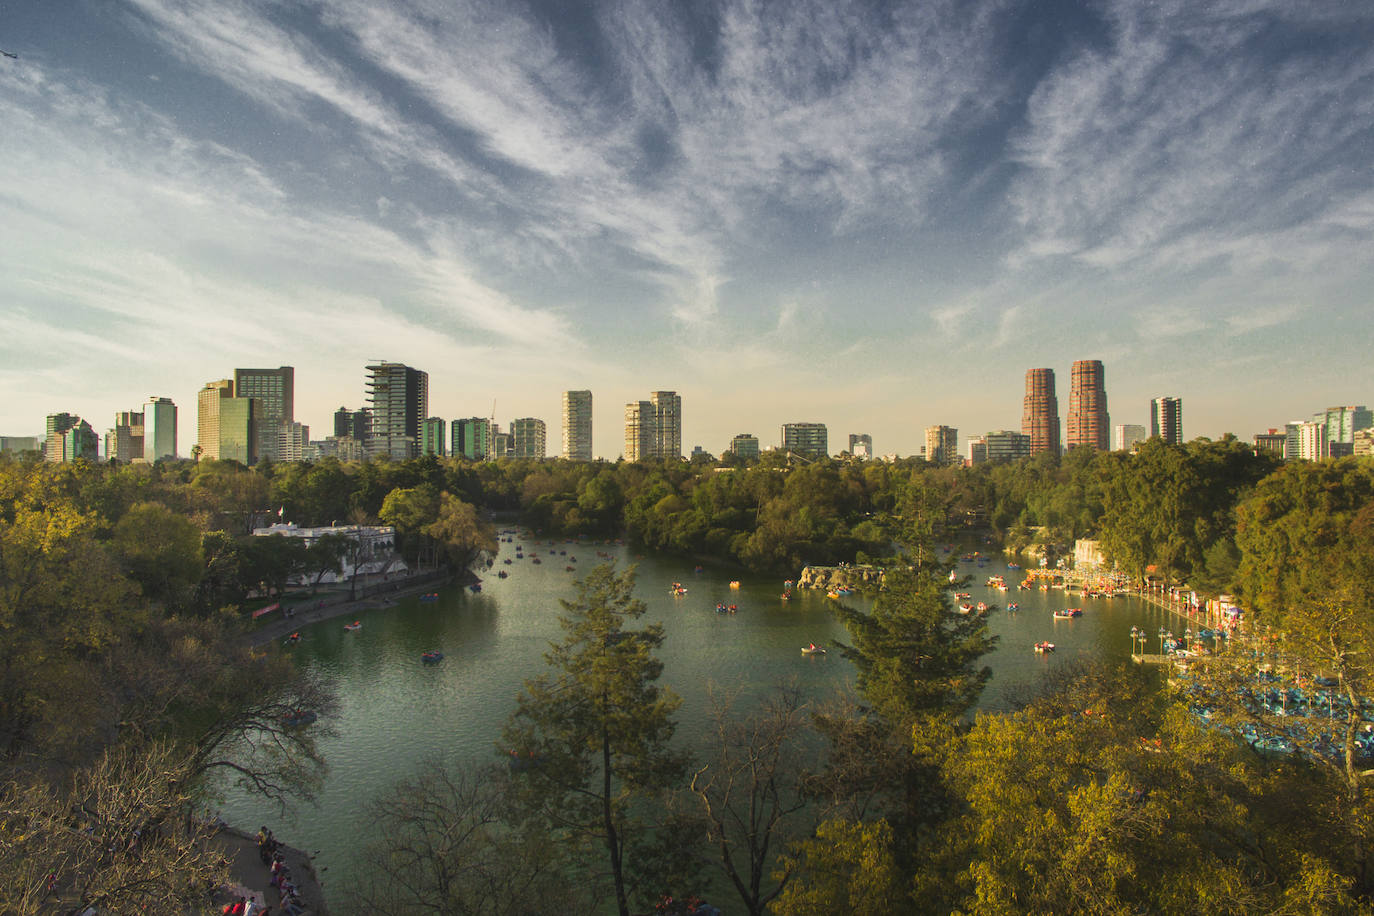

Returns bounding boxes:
[244,567,472,648]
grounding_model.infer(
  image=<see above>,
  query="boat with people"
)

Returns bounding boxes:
[1007,602,1019,611]
[344,621,362,631]
[729,580,741,589]
[1053,608,1082,619]
[801,643,827,656]
[421,651,444,664]
[958,604,974,614]
[283,709,317,727]
[285,632,301,645]
[419,593,439,601]
[1034,642,1055,653]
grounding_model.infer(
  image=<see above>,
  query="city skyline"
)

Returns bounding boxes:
[3,2,1372,457]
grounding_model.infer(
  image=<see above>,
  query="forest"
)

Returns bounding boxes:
[2,441,1373,914]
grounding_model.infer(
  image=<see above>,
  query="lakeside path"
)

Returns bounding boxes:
[243,568,459,648]
[224,567,466,911]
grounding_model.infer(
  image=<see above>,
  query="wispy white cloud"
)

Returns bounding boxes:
[1007,0,1374,279]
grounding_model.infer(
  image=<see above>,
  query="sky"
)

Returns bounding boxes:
[2,0,1372,460]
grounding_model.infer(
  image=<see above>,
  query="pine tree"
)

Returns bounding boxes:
[503,563,686,916]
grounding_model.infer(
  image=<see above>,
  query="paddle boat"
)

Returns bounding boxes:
[419,593,439,601]
[344,621,363,631]
[284,632,301,645]
[958,604,974,614]
[1053,608,1082,619]
[497,570,508,578]
[283,709,317,727]
[729,580,741,589]
[1007,602,1019,611]
[801,643,827,656]
[1034,641,1055,653]
[421,651,444,664]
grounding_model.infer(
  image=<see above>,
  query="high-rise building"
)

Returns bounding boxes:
[729,433,760,459]
[234,367,294,463]
[492,427,512,459]
[1114,424,1146,452]
[281,422,310,462]
[925,425,958,464]
[510,418,547,459]
[1296,420,1327,461]
[332,407,368,440]
[1313,406,1372,451]
[968,437,988,465]
[1066,360,1109,451]
[651,391,682,460]
[44,414,97,462]
[562,390,593,460]
[420,417,447,457]
[143,397,177,462]
[1150,397,1183,445]
[1021,368,1061,457]
[624,400,653,460]
[1253,429,1287,458]
[848,434,873,459]
[366,362,428,460]
[199,379,256,463]
[451,417,492,460]
[44,413,78,462]
[781,422,828,458]
[985,429,1031,463]
[106,410,144,464]
[1353,428,1374,458]
[623,392,681,460]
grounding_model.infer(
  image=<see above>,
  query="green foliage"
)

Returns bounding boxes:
[1097,436,1277,587]
[110,501,205,609]
[503,564,686,916]
[769,818,902,916]
[936,665,1359,915]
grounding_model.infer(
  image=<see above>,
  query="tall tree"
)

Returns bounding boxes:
[503,563,686,916]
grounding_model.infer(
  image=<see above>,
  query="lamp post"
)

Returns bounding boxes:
[1158,626,1167,655]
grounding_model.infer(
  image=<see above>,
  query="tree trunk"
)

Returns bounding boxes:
[604,728,629,916]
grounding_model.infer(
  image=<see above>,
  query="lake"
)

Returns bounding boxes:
[220,531,1180,886]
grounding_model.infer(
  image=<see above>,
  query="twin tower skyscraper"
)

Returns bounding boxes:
[1021,360,1110,456]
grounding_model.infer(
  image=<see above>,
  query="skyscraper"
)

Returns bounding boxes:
[511,417,547,459]
[106,410,144,463]
[420,417,447,457]
[1313,406,1372,451]
[624,391,681,460]
[925,425,958,464]
[44,413,97,462]
[781,422,828,457]
[562,390,593,460]
[1021,368,1060,457]
[44,413,78,462]
[452,417,492,460]
[1066,360,1109,451]
[198,380,257,464]
[848,433,873,459]
[624,401,653,460]
[1150,397,1184,445]
[143,397,177,462]
[366,362,428,460]
[651,391,682,460]
[234,367,294,463]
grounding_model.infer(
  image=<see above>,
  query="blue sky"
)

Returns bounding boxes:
[2,0,1371,459]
